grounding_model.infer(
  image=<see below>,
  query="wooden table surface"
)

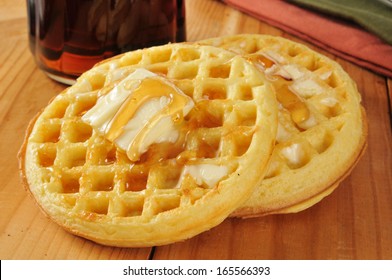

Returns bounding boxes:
[1,0,391,260]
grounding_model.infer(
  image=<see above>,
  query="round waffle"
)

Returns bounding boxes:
[18,43,278,246]
[199,34,367,217]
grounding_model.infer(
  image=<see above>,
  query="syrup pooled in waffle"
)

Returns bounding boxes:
[199,34,367,217]
[19,43,278,246]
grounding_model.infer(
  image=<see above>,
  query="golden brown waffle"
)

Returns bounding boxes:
[18,43,278,246]
[199,34,367,217]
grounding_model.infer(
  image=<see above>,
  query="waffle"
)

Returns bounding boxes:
[199,34,367,217]
[18,43,278,246]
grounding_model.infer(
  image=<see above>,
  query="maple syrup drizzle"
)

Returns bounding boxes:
[246,53,310,124]
[104,77,191,161]
[246,53,275,69]
[275,82,309,123]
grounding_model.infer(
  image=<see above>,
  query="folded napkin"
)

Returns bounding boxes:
[289,0,392,45]
[222,0,392,78]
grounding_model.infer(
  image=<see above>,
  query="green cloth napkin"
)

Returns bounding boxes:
[288,0,392,45]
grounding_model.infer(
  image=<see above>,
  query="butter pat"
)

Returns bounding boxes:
[291,78,324,98]
[320,97,338,107]
[282,64,304,80]
[276,122,292,143]
[82,68,194,161]
[281,143,303,166]
[82,68,157,133]
[178,164,229,188]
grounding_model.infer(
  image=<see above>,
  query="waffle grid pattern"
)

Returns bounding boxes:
[203,35,350,178]
[200,35,366,216]
[262,46,349,177]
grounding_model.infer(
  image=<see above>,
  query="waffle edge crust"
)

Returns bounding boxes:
[18,43,278,247]
[199,34,367,217]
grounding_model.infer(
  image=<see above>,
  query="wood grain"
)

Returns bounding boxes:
[0,0,391,260]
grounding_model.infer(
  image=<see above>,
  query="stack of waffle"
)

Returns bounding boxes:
[18,35,367,247]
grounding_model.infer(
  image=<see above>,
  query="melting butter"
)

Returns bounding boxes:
[291,78,324,98]
[281,143,303,166]
[177,164,228,188]
[246,52,317,129]
[82,68,194,161]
